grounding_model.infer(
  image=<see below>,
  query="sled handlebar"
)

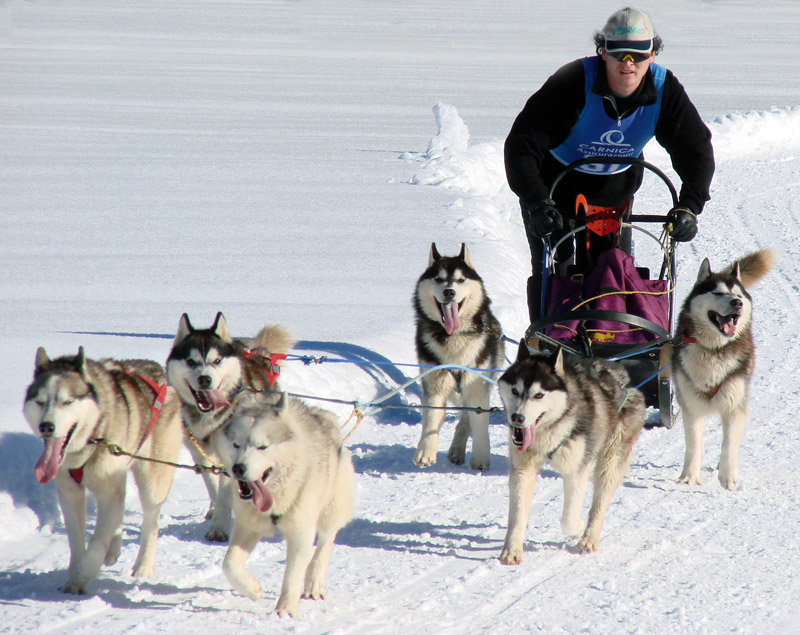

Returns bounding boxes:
[548,157,679,209]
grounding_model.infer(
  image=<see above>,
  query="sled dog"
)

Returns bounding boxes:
[671,248,775,489]
[166,312,294,541]
[497,343,645,563]
[219,392,355,618]
[23,347,183,593]
[412,242,504,470]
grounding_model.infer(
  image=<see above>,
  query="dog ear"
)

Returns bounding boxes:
[552,347,565,377]
[74,347,88,378]
[516,339,532,361]
[460,243,473,268]
[212,312,233,343]
[273,391,287,413]
[175,313,193,343]
[697,258,712,282]
[34,347,50,375]
[731,261,741,282]
[429,242,441,266]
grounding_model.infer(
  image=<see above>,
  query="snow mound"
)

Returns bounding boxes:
[407,102,508,199]
[710,107,800,159]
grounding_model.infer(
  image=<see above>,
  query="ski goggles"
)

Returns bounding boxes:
[605,49,651,64]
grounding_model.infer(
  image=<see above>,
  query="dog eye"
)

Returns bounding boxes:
[186,360,198,369]
[532,392,544,400]
[257,445,268,451]
[232,443,240,449]
[434,277,445,284]
[212,358,222,366]
[511,387,519,396]
[35,399,47,407]
[456,277,465,284]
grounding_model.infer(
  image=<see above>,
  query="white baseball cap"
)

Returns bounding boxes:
[602,7,654,54]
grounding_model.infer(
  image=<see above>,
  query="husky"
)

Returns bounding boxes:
[412,242,504,470]
[218,392,355,618]
[23,347,183,594]
[671,248,775,489]
[165,312,295,542]
[497,343,645,563]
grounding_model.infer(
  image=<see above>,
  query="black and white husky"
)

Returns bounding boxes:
[497,344,645,562]
[671,249,775,489]
[412,243,504,470]
[166,312,294,541]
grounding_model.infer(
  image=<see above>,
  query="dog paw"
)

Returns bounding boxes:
[131,560,154,578]
[469,456,490,471]
[577,534,598,553]
[104,534,122,566]
[275,597,299,618]
[447,447,465,465]
[718,471,738,490]
[561,520,586,539]
[302,588,325,601]
[204,506,215,521]
[499,547,522,565]
[413,449,436,468]
[59,580,87,595]
[205,528,229,543]
[677,473,701,486]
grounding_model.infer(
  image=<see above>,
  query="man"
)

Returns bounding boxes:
[505,7,714,321]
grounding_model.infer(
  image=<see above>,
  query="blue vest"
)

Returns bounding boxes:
[550,57,666,175]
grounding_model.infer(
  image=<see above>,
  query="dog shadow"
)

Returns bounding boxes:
[0,432,61,529]
[336,517,501,559]
[350,442,510,475]
[294,340,423,426]
[0,568,226,611]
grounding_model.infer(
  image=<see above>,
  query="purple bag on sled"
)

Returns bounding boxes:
[544,248,669,344]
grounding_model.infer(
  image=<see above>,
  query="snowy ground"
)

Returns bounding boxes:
[2,1,800,632]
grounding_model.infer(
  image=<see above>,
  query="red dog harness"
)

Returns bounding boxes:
[69,372,167,484]
[242,351,286,388]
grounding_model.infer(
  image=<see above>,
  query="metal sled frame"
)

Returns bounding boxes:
[526,157,678,428]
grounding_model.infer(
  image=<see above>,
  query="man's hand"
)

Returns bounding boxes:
[665,207,697,242]
[523,198,563,238]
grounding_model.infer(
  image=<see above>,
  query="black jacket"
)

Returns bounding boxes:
[505,57,714,214]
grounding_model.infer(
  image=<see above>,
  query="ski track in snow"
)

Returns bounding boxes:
[3,3,800,629]
[5,106,800,633]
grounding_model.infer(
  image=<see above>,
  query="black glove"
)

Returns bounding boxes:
[665,207,697,242]
[523,198,563,238]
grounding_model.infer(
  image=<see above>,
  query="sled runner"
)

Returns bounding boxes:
[525,157,678,428]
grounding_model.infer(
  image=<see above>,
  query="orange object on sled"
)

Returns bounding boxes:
[575,194,631,255]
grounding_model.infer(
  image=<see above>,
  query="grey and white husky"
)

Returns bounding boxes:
[23,347,183,593]
[497,343,645,563]
[671,248,775,489]
[166,312,294,541]
[412,242,504,470]
[218,392,355,618]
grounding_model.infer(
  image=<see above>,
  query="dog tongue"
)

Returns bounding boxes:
[196,389,231,411]
[518,424,535,452]
[249,479,274,513]
[35,437,66,484]
[718,315,737,336]
[441,302,460,335]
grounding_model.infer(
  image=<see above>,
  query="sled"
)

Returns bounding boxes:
[525,157,678,428]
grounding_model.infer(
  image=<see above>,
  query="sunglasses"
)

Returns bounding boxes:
[605,49,651,64]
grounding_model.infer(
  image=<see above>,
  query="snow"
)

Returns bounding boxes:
[2,0,800,632]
